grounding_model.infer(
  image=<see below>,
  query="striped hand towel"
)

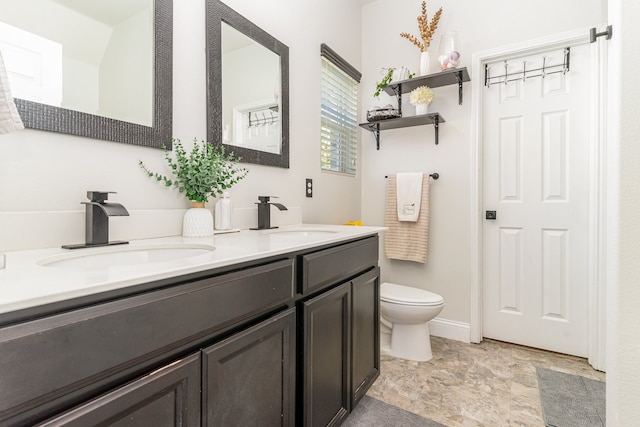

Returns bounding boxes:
[384,173,430,263]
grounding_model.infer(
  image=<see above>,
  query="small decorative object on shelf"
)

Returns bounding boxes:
[438,30,461,70]
[393,66,410,81]
[139,138,248,237]
[374,68,415,98]
[400,1,443,76]
[409,85,434,115]
[367,105,401,122]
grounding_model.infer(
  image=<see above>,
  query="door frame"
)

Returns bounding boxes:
[469,26,609,370]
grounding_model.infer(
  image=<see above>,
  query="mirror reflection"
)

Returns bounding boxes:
[0,0,153,126]
[207,0,289,168]
[222,23,281,154]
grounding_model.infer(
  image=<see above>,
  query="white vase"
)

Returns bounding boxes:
[419,51,430,76]
[415,103,429,115]
[183,201,214,237]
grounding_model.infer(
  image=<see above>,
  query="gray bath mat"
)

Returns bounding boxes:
[343,395,447,427]
[536,367,606,427]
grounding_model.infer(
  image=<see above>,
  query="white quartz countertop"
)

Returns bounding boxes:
[0,224,384,317]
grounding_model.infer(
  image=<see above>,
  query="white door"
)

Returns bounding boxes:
[482,44,591,357]
[0,21,63,106]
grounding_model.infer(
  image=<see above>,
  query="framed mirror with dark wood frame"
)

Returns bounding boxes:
[206,0,289,168]
[2,0,173,149]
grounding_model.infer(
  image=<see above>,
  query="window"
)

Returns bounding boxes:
[320,44,361,175]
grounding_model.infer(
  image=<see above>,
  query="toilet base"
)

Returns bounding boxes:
[388,322,433,362]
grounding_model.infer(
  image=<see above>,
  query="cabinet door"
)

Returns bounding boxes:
[351,267,380,406]
[202,308,296,427]
[302,282,351,427]
[37,353,201,427]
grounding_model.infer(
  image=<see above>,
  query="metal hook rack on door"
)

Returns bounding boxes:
[484,48,571,87]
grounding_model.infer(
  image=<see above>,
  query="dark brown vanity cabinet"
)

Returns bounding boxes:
[300,237,380,427]
[0,234,380,427]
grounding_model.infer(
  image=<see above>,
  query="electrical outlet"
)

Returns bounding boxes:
[305,179,313,198]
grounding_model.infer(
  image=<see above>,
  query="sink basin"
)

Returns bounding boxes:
[262,227,340,237]
[37,243,216,270]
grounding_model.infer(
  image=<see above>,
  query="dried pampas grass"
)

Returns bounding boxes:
[400,1,443,52]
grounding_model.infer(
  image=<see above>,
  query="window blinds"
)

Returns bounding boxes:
[320,48,359,176]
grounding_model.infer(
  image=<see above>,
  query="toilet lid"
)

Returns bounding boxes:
[380,282,444,306]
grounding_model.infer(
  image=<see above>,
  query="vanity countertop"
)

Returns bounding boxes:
[0,224,384,318]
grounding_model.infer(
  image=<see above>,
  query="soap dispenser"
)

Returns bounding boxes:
[214,191,232,230]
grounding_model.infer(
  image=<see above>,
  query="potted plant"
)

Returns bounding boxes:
[139,138,248,237]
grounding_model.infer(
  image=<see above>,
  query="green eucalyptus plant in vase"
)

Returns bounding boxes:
[139,138,248,237]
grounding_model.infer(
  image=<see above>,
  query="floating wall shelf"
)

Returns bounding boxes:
[384,67,470,105]
[360,67,470,150]
[359,113,445,150]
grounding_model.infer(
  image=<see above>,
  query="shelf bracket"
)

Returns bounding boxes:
[455,71,464,105]
[393,86,403,117]
[433,115,439,145]
[373,123,381,150]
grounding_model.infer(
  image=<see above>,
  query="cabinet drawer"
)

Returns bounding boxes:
[301,236,378,295]
[37,353,201,427]
[0,258,294,425]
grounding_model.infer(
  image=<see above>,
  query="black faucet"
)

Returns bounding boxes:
[62,191,130,249]
[251,196,288,230]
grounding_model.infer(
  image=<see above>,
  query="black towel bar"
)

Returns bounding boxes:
[385,173,439,180]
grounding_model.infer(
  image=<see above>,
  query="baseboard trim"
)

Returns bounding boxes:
[428,318,471,343]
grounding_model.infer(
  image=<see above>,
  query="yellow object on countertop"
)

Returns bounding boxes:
[344,220,364,226]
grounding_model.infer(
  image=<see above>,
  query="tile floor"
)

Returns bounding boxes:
[367,336,606,426]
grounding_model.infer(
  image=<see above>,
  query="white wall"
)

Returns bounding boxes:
[99,7,153,125]
[0,0,363,252]
[63,58,99,115]
[360,0,606,324]
[607,0,640,424]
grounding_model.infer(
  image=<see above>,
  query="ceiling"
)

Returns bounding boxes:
[50,0,149,26]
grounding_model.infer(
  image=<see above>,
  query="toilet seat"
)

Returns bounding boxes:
[380,282,444,306]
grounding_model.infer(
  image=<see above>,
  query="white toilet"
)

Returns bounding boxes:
[380,282,444,362]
